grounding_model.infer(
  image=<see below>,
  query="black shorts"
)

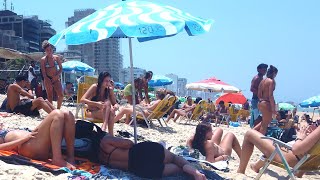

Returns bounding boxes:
[13,99,40,116]
[31,78,37,90]
[128,141,165,178]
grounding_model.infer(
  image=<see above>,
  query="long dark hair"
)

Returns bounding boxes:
[266,65,278,79]
[96,71,111,101]
[192,123,212,156]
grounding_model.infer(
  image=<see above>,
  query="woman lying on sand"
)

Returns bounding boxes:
[114,89,166,124]
[237,124,320,178]
[98,137,206,179]
[0,109,75,169]
[187,123,241,162]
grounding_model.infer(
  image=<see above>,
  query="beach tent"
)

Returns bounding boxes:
[48,0,212,143]
[186,77,240,93]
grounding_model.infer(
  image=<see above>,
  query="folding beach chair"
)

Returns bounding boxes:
[256,136,320,180]
[75,76,103,123]
[132,95,177,128]
[179,100,206,124]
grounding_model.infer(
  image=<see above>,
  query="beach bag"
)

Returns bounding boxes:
[280,128,296,143]
[72,120,106,161]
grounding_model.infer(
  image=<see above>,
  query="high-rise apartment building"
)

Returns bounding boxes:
[0,10,55,52]
[177,78,187,97]
[120,67,146,85]
[66,9,123,81]
[165,73,178,94]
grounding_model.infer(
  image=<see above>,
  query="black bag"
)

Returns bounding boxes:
[280,128,296,143]
[70,120,106,162]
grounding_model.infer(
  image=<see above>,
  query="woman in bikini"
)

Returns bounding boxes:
[97,135,206,179]
[0,109,76,169]
[80,72,119,136]
[187,123,241,162]
[166,97,202,123]
[237,125,320,178]
[123,71,153,105]
[40,40,64,109]
[257,65,278,135]
[114,89,166,124]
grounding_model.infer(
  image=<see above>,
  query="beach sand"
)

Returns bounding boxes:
[0,95,319,179]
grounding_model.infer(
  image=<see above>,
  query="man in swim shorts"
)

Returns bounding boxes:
[6,75,55,116]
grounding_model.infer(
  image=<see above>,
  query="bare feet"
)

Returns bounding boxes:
[52,158,76,170]
[250,163,260,173]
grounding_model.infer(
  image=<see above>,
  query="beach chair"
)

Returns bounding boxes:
[75,76,103,123]
[256,136,320,180]
[132,95,177,128]
[180,100,206,124]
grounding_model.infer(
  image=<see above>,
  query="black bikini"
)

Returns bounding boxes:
[45,56,59,82]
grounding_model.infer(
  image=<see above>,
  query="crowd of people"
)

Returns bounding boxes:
[0,43,319,180]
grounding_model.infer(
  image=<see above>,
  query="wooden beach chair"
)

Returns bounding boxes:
[132,95,177,128]
[75,76,103,123]
[256,136,320,180]
[179,100,206,124]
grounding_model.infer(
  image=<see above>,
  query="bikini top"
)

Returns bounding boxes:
[45,56,58,69]
[91,88,110,102]
[0,129,9,139]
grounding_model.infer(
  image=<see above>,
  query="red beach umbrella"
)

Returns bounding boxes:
[215,93,247,105]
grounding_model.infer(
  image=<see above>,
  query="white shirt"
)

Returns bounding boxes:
[28,65,35,82]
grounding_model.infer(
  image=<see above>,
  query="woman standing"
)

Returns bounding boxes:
[257,65,278,135]
[80,72,118,136]
[40,40,63,109]
[123,71,153,105]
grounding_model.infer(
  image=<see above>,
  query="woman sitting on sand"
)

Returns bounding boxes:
[80,71,119,136]
[0,109,75,169]
[237,124,320,178]
[114,89,166,124]
[187,123,241,162]
[166,97,202,123]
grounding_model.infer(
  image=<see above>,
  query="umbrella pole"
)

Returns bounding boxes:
[128,38,138,144]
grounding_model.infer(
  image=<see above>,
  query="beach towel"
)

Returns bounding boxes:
[0,150,100,176]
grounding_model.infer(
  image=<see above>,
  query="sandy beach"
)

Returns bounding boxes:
[0,95,319,180]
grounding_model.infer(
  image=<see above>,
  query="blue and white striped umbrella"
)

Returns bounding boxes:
[299,95,320,108]
[148,75,173,87]
[49,0,213,45]
[62,60,95,73]
[49,0,212,144]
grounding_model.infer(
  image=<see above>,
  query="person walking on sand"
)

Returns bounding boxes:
[28,61,37,94]
[40,40,64,109]
[256,65,278,135]
[250,63,268,127]
[6,75,55,116]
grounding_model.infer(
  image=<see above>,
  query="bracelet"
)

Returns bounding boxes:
[295,138,303,141]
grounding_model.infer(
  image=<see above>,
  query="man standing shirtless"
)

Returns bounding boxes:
[250,63,268,127]
[6,75,55,116]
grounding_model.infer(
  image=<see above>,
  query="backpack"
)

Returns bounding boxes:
[62,120,106,162]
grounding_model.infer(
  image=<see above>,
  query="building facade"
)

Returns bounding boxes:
[66,9,123,81]
[120,67,146,85]
[0,10,55,52]
[177,78,187,97]
[165,73,178,94]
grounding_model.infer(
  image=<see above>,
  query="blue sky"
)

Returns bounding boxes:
[13,0,320,103]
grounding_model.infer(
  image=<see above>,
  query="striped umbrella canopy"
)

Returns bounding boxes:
[299,95,320,108]
[48,0,212,143]
[186,77,240,93]
[62,60,95,73]
[148,75,173,87]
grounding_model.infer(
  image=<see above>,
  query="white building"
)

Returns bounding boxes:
[66,9,123,81]
[165,73,178,94]
[120,67,146,85]
[177,78,187,97]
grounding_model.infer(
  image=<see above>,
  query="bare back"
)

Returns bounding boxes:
[6,84,23,111]
[258,78,275,101]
